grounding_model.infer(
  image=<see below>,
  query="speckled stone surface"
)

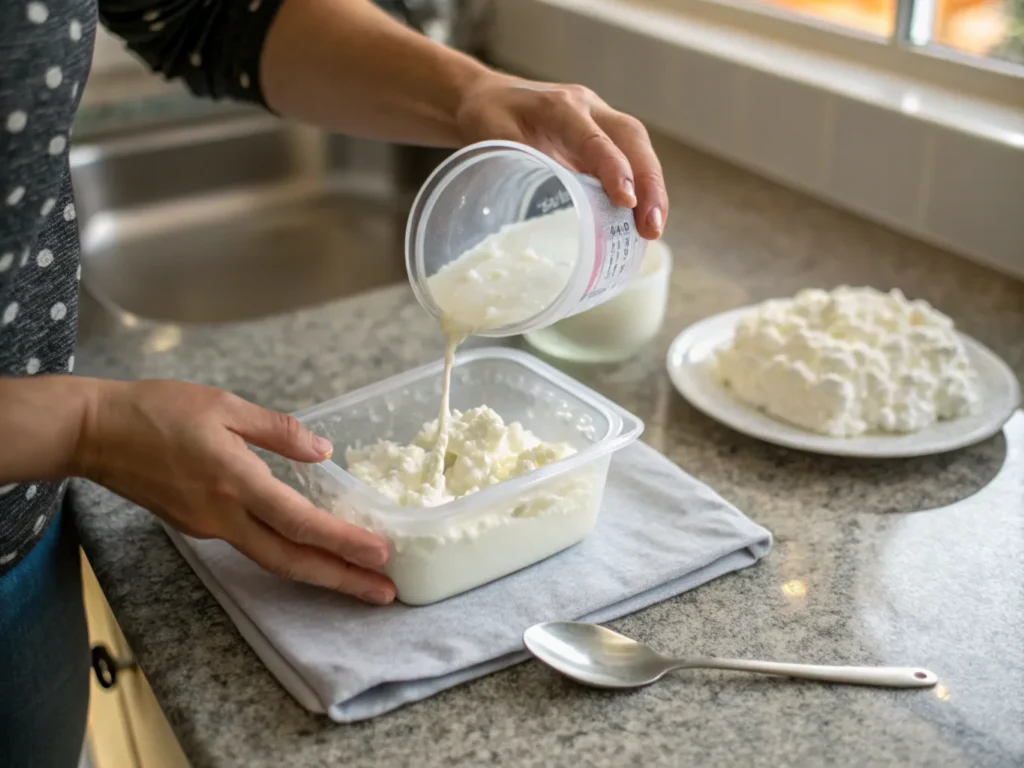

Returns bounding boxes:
[73,137,1024,768]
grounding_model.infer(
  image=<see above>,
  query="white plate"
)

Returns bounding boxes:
[666,307,1022,458]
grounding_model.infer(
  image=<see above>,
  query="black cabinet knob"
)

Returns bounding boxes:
[91,644,137,689]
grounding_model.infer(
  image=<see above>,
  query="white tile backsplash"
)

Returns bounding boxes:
[489,0,1024,281]
[826,98,930,229]
[489,0,549,71]
[657,45,745,159]
[595,25,661,118]
[551,10,611,89]
[925,128,1024,276]
[735,70,829,192]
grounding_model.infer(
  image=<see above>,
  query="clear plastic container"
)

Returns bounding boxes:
[405,140,649,337]
[525,239,673,363]
[289,348,643,605]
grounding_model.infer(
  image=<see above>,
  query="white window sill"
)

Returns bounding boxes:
[488,0,1024,280]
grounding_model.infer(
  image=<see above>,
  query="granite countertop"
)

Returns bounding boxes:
[74,138,1024,768]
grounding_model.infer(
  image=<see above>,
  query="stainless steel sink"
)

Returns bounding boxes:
[71,110,449,324]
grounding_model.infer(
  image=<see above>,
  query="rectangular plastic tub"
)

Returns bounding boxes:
[289,347,643,605]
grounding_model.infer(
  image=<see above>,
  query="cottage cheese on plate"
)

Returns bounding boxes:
[713,287,982,437]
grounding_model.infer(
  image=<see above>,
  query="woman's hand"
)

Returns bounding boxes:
[260,0,666,236]
[456,74,669,241]
[73,380,396,605]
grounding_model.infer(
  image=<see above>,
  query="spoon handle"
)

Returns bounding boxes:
[672,658,938,688]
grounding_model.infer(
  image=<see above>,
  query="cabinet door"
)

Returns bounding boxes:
[82,553,191,768]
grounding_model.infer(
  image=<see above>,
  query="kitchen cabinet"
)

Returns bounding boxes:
[82,554,190,768]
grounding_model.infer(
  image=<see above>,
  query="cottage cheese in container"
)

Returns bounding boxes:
[713,286,982,437]
[345,406,576,508]
[322,211,634,604]
[291,349,641,605]
[294,143,649,603]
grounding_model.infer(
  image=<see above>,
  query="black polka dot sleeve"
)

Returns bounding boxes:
[99,0,287,106]
[1,0,288,573]
[1,0,92,572]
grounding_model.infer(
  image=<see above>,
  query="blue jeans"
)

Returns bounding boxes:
[0,503,90,768]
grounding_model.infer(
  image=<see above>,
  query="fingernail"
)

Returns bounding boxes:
[362,589,393,605]
[647,206,663,236]
[313,435,333,458]
[622,178,636,205]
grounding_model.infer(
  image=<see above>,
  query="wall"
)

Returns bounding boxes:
[488,0,1024,281]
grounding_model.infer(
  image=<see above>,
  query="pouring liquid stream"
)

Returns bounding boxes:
[423,319,468,493]
[422,211,580,495]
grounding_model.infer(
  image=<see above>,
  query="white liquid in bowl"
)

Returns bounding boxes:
[526,239,672,363]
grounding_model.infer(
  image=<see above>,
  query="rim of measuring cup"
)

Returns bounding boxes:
[404,140,597,338]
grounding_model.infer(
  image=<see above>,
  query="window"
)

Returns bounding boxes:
[761,0,895,36]
[757,0,1023,67]
[928,0,1022,65]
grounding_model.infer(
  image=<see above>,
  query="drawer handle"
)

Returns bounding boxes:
[91,644,137,689]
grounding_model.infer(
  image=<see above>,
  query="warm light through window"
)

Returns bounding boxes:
[934,0,1020,62]
[763,0,896,36]
[755,0,1022,65]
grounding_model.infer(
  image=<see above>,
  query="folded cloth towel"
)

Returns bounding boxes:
[168,440,772,722]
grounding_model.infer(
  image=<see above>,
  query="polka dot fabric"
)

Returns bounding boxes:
[1,0,94,574]
[99,0,285,105]
[1,0,283,574]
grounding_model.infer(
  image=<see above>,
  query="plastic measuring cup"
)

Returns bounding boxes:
[405,140,648,337]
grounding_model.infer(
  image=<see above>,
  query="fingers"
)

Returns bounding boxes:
[227,398,332,464]
[235,517,396,604]
[540,86,667,235]
[243,469,390,570]
[595,108,668,240]
[204,436,394,603]
[570,118,636,209]
[549,93,637,209]
[472,80,667,232]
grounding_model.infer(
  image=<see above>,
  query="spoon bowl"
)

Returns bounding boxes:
[524,622,939,690]
[524,621,673,688]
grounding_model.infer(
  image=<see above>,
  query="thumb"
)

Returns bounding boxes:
[228,400,333,464]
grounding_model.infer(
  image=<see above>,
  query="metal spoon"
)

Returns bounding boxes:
[523,622,938,690]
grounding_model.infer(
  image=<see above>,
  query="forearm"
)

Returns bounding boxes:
[260,0,496,146]
[0,377,102,484]
[100,0,499,146]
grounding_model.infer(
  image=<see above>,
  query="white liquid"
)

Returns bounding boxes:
[422,328,463,494]
[526,239,671,363]
[426,208,578,332]
[423,209,581,499]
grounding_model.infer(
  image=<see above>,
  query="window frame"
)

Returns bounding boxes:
[637,0,1024,106]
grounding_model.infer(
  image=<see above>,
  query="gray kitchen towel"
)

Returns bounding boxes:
[167,441,773,722]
